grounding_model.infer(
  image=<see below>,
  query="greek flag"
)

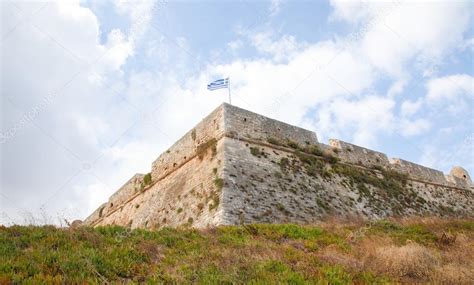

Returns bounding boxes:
[207,78,229,91]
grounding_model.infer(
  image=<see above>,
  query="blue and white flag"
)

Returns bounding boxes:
[207,78,229,91]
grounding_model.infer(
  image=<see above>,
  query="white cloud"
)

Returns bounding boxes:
[420,132,474,174]
[102,29,134,71]
[426,74,473,103]
[400,99,422,117]
[250,32,304,62]
[387,79,407,98]
[269,0,283,17]
[316,96,396,146]
[399,118,431,137]
[26,1,133,72]
[332,0,472,77]
[329,0,372,23]
[114,0,157,44]
[459,37,474,51]
[228,39,243,52]
[0,0,145,224]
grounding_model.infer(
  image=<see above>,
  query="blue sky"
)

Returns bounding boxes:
[1,0,473,224]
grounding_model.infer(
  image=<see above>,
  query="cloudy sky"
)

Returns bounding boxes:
[1,0,473,225]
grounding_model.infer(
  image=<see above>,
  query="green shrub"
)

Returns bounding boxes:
[316,198,329,211]
[320,265,352,285]
[295,151,326,177]
[143,173,152,186]
[276,203,285,211]
[286,139,300,150]
[279,157,290,172]
[250,147,261,156]
[307,145,323,156]
[208,192,220,211]
[214,178,224,191]
[332,164,407,199]
[267,137,281,145]
[322,152,338,164]
[369,220,438,245]
[382,169,408,186]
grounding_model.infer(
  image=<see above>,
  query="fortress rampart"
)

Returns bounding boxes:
[224,104,318,145]
[329,139,391,168]
[151,106,226,182]
[84,103,473,228]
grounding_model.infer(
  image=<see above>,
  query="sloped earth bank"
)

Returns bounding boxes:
[1,217,473,284]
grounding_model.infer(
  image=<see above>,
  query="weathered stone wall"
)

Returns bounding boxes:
[329,139,391,168]
[224,104,318,146]
[151,105,225,182]
[89,138,226,229]
[108,174,144,208]
[328,140,471,188]
[446,166,473,188]
[220,137,474,225]
[84,203,106,225]
[84,103,473,229]
[221,137,329,225]
[389,158,447,185]
[84,175,145,225]
[446,175,470,189]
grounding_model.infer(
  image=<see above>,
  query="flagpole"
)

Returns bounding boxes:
[228,78,231,105]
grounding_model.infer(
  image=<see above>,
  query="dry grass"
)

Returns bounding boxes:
[1,217,473,283]
[432,264,474,284]
[350,217,474,283]
[317,216,474,283]
[365,242,439,279]
[316,245,362,271]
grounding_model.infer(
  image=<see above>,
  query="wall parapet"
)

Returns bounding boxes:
[329,139,390,168]
[328,139,473,189]
[389,158,447,185]
[83,174,144,224]
[84,202,106,224]
[108,174,144,207]
[141,103,474,196]
[224,103,318,146]
[151,105,225,181]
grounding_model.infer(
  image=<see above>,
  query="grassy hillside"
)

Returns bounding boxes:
[1,218,473,284]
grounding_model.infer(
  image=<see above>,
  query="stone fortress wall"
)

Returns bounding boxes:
[224,105,318,146]
[327,139,471,189]
[150,105,226,182]
[84,103,473,228]
[84,106,227,228]
[222,104,471,189]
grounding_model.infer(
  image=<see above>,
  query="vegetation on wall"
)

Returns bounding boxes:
[213,178,224,191]
[279,157,290,173]
[197,138,217,160]
[266,137,338,165]
[139,173,153,192]
[264,134,428,215]
[143,173,152,186]
[207,176,223,211]
[249,147,261,157]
